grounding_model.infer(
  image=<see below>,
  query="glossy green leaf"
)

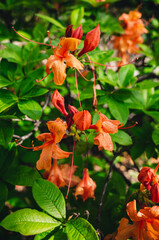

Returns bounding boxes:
[33,179,66,220]
[108,98,129,124]
[1,165,41,186]
[71,7,84,28]
[0,76,13,88]
[144,111,159,122]
[66,217,99,240]
[18,100,42,120]
[0,209,61,236]
[152,130,159,145]
[0,89,18,113]
[118,64,136,87]
[106,69,118,86]
[0,181,8,212]
[111,130,133,146]
[0,120,14,147]
[0,43,22,64]
[36,14,65,30]
[136,80,159,89]
[23,87,48,98]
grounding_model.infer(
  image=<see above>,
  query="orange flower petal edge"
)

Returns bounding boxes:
[73,110,92,131]
[74,168,96,201]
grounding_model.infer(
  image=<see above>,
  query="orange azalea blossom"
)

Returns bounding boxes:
[92,111,121,151]
[73,110,92,131]
[45,37,83,85]
[59,163,81,187]
[113,9,148,64]
[74,168,96,201]
[34,118,72,171]
[116,200,159,240]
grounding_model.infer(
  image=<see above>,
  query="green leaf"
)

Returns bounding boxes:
[0,43,22,64]
[0,181,8,212]
[0,209,61,236]
[0,76,13,88]
[136,80,159,89]
[36,14,65,30]
[111,130,132,146]
[0,120,14,147]
[65,217,99,240]
[108,98,129,124]
[0,89,18,113]
[106,69,118,86]
[18,100,42,120]
[144,111,159,122]
[152,130,159,145]
[33,179,66,220]
[71,7,84,28]
[118,64,136,87]
[1,165,41,186]
[34,229,67,240]
[139,44,153,58]
[23,87,48,98]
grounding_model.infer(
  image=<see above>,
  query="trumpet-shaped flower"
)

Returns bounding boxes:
[92,111,121,151]
[74,168,96,201]
[34,118,72,171]
[116,200,159,240]
[45,37,83,85]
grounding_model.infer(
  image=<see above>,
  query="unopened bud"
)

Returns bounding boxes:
[51,90,68,117]
[151,183,159,203]
[78,24,100,57]
[65,25,73,37]
[138,167,153,190]
[72,25,83,40]
[68,104,79,117]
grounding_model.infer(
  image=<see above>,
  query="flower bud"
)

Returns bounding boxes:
[51,90,68,117]
[72,25,83,39]
[78,24,100,57]
[65,25,73,37]
[138,167,153,190]
[68,104,79,117]
[151,183,159,203]
[73,110,92,131]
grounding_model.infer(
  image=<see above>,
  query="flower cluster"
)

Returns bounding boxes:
[113,9,148,64]
[138,164,159,203]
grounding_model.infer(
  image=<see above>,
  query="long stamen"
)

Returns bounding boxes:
[15,139,34,149]
[85,56,138,68]
[119,122,138,129]
[86,53,97,111]
[36,72,51,83]
[66,141,76,199]
[12,26,51,46]
[77,69,92,82]
[47,30,55,51]
[154,163,159,175]
[83,132,89,168]
[75,68,83,111]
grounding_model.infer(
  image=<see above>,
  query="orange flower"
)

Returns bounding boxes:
[59,164,81,187]
[113,9,148,64]
[116,200,159,240]
[45,37,83,85]
[51,89,68,117]
[34,118,72,171]
[93,111,120,151]
[74,168,96,201]
[73,110,92,131]
[47,159,66,188]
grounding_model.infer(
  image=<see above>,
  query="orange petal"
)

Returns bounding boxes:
[36,143,53,171]
[52,143,72,159]
[52,59,67,85]
[47,159,66,188]
[36,133,53,142]
[59,37,81,51]
[126,200,147,222]
[45,55,58,75]
[60,164,81,187]
[65,53,83,70]
[94,132,113,151]
[73,110,92,131]
[47,118,67,143]
[115,218,138,240]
